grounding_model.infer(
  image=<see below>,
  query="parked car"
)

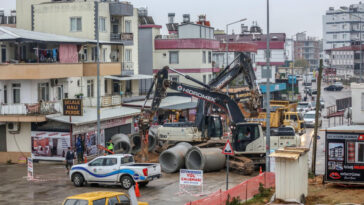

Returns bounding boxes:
[303,111,322,128]
[70,154,161,189]
[297,102,312,113]
[311,89,317,95]
[324,84,343,91]
[62,191,148,205]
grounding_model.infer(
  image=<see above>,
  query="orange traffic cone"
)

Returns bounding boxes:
[84,154,87,163]
[135,182,140,197]
[259,166,263,174]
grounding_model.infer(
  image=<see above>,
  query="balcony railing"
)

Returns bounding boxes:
[0,101,62,115]
[122,62,134,75]
[102,95,122,107]
[110,33,133,46]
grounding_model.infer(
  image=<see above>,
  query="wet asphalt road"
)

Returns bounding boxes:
[0,162,255,205]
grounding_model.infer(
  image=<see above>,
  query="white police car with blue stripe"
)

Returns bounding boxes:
[70,154,161,189]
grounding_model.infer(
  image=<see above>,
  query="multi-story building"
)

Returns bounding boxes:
[153,14,220,86]
[0,9,16,28]
[326,45,360,78]
[294,32,320,70]
[0,22,140,162]
[16,0,143,98]
[323,3,364,51]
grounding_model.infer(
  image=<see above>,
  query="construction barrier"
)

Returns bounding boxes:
[186,172,275,205]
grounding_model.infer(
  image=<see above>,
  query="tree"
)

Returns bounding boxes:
[294,59,309,68]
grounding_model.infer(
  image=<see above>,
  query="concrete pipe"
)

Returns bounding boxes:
[130,132,157,154]
[185,147,226,172]
[111,134,131,154]
[130,133,141,154]
[159,142,192,173]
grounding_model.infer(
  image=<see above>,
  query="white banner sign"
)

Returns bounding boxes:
[27,157,33,180]
[179,169,203,186]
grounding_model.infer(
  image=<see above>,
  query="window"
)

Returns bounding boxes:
[3,85,7,104]
[38,83,49,101]
[347,142,364,163]
[118,195,130,204]
[89,158,104,166]
[64,199,88,205]
[203,75,206,84]
[343,34,347,39]
[208,51,212,63]
[83,47,88,61]
[12,83,20,103]
[169,51,179,64]
[99,17,106,32]
[56,86,63,100]
[103,48,106,62]
[104,79,108,94]
[170,76,179,82]
[125,20,131,33]
[87,80,94,97]
[333,34,337,40]
[108,197,119,205]
[70,17,82,32]
[362,93,364,110]
[125,80,132,94]
[1,45,6,63]
[103,158,117,166]
[125,49,132,62]
[121,156,134,164]
[208,74,212,82]
[202,51,206,63]
[92,47,97,62]
[93,198,106,205]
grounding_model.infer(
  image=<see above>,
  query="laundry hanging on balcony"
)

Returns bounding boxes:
[36,48,58,63]
[59,44,78,63]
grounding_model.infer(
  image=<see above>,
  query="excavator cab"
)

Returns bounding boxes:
[206,115,223,138]
[233,123,262,152]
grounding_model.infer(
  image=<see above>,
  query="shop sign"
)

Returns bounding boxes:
[72,117,132,135]
[325,132,364,183]
[63,99,83,116]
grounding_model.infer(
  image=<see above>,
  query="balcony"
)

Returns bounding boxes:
[109,2,133,16]
[0,63,121,80]
[102,95,122,107]
[122,62,134,75]
[0,101,62,115]
[110,33,133,46]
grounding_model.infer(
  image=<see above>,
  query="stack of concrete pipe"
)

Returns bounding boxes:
[159,142,192,173]
[159,143,226,173]
[130,130,157,154]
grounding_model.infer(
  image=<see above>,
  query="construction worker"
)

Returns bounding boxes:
[106,139,114,155]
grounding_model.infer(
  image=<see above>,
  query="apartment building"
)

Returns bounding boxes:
[16,0,143,98]
[326,45,359,78]
[294,32,320,71]
[323,3,364,51]
[0,9,16,28]
[0,26,140,163]
[153,14,220,86]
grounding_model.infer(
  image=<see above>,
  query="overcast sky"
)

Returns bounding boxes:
[1,0,363,38]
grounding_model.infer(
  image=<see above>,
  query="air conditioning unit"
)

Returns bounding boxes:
[8,122,20,133]
[50,79,58,87]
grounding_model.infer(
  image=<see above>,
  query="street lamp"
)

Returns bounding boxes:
[340,6,362,83]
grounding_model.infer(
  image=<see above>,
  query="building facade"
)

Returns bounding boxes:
[294,32,320,71]
[153,14,219,86]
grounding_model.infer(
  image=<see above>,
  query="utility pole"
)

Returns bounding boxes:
[265,0,271,172]
[96,2,101,151]
[312,59,323,174]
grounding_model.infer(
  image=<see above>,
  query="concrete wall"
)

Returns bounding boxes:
[178,24,214,39]
[154,49,213,69]
[256,49,285,63]
[351,83,364,124]
[16,0,50,30]
[33,1,96,39]
[6,122,31,153]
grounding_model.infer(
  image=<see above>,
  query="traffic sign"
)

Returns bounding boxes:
[222,140,234,155]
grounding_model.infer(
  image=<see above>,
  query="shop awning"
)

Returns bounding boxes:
[46,106,140,125]
[105,74,153,81]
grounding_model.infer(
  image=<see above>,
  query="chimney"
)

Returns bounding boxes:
[168,13,175,24]
[183,14,190,23]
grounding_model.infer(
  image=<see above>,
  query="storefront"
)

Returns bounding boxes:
[324,125,364,184]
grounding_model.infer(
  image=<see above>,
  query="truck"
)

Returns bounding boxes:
[303,74,312,86]
[70,154,161,189]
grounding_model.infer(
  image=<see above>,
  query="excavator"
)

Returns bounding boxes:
[137,53,300,173]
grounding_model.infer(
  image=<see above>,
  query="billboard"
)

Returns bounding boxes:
[325,133,364,183]
[31,131,70,161]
